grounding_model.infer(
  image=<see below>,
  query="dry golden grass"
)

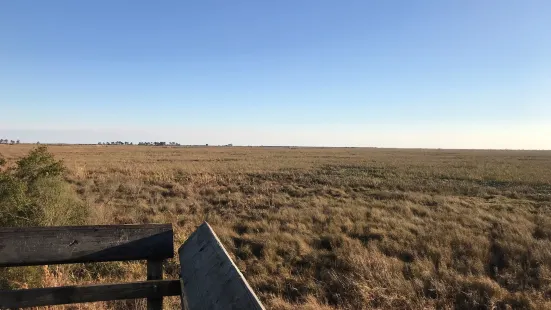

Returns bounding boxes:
[1,145,551,309]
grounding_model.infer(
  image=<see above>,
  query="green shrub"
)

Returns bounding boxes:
[0,146,88,289]
[0,146,87,227]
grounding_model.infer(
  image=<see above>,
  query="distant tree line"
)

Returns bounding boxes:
[137,142,181,146]
[0,139,20,145]
[98,141,181,146]
[98,141,133,145]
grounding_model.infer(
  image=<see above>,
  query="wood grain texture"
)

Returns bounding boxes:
[0,224,173,267]
[179,222,265,310]
[0,279,181,308]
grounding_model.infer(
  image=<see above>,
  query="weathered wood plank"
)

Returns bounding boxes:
[0,279,181,308]
[179,222,265,310]
[147,259,163,310]
[0,224,173,267]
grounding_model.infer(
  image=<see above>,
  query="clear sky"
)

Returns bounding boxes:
[1,1,550,148]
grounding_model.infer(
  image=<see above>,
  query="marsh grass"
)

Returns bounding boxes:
[1,145,550,309]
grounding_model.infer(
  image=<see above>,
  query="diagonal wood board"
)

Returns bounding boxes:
[179,222,265,310]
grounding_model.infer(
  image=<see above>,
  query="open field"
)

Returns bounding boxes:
[1,145,551,309]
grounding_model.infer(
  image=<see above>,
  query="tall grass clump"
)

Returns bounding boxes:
[0,146,88,289]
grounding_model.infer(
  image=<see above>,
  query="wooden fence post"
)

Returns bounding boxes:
[147,259,163,310]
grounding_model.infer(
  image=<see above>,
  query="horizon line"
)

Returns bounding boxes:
[1,143,549,152]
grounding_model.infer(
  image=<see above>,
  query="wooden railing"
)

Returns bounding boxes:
[0,222,265,310]
[0,224,179,309]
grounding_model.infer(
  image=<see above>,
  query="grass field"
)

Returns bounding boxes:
[1,145,551,309]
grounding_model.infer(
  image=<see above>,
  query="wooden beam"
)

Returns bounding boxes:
[0,224,173,267]
[179,222,265,310]
[0,279,181,308]
[147,259,163,310]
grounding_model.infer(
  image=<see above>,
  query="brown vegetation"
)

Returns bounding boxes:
[1,145,551,309]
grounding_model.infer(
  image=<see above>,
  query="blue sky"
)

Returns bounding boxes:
[1,1,550,148]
